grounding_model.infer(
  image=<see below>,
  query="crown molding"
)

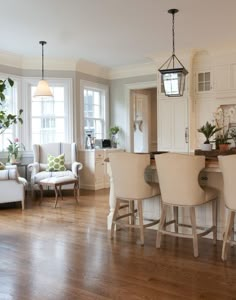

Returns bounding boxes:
[0,50,23,68]
[22,57,77,71]
[108,62,156,80]
[76,59,110,79]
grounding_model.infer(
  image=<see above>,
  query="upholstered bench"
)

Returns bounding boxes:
[38,176,79,208]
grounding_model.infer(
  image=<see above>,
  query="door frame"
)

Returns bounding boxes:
[124,81,157,152]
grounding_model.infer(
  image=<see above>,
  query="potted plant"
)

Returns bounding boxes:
[197,121,222,151]
[0,78,23,135]
[215,130,232,152]
[109,126,120,148]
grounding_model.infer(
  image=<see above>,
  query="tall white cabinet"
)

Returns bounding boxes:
[78,149,123,190]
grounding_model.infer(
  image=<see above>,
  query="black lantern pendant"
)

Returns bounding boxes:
[159,9,188,97]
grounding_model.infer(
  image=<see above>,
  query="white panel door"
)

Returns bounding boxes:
[173,98,188,152]
[158,97,189,153]
[158,99,173,150]
[133,92,151,153]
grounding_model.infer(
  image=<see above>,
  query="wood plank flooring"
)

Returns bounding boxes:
[0,189,236,300]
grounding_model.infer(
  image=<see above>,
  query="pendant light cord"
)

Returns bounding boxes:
[42,43,44,80]
[39,41,47,80]
[172,12,175,56]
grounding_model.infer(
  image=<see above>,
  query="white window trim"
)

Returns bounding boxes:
[22,77,74,149]
[80,80,109,150]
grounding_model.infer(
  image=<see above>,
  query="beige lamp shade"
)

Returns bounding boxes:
[34,80,53,97]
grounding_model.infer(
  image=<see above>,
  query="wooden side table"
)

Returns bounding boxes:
[38,176,79,208]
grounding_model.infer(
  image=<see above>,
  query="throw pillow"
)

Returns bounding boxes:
[0,162,5,170]
[46,154,66,171]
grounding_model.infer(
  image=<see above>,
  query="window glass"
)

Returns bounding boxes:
[31,85,68,145]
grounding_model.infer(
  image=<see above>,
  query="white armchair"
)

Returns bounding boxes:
[28,142,83,194]
[0,165,27,210]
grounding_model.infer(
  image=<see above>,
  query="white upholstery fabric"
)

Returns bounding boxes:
[0,165,26,209]
[219,155,236,210]
[28,142,83,191]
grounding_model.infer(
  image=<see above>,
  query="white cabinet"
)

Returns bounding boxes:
[78,149,123,190]
[158,97,189,153]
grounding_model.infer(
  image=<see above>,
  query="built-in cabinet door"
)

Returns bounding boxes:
[158,97,189,153]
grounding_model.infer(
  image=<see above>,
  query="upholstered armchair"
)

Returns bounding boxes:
[28,142,83,194]
[0,165,27,209]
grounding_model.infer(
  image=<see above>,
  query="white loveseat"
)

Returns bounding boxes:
[0,165,27,209]
[28,142,83,194]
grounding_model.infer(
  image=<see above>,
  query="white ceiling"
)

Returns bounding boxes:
[1,0,236,68]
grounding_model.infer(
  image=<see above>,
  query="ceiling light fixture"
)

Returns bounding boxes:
[159,9,188,97]
[34,41,53,97]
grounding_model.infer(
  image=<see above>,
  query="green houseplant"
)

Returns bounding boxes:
[0,78,23,135]
[197,121,222,151]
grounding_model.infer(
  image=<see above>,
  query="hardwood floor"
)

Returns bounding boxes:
[0,189,236,300]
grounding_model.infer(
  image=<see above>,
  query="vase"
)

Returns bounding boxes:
[9,153,16,164]
[111,134,118,148]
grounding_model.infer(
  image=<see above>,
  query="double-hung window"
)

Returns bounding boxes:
[28,78,73,146]
[80,80,109,149]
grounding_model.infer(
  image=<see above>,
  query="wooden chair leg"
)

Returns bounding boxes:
[190,207,198,258]
[174,206,178,233]
[129,200,135,225]
[110,198,121,239]
[222,210,235,261]
[231,223,235,248]
[156,204,167,248]
[137,200,144,246]
[212,199,217,245]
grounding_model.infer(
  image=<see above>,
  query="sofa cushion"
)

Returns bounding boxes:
[46,154,66,171]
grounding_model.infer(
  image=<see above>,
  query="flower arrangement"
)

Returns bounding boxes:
[6,138,25,162]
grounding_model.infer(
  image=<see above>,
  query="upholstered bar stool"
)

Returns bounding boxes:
[109,152,161,245]
[218,155,236,261]
[155,153,217,257]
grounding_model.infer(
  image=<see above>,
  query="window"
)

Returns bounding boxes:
[29,79,73,146]
[80,80,109,149]
[198,72,211,92]
[0,77,18,151]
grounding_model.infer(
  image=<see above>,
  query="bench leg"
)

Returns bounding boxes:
[39,184,44,205]
[54,186,59,208]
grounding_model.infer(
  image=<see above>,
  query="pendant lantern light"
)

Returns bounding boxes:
[159,9,188,97]
[34,41,53,97]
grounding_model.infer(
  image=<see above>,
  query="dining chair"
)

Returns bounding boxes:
[155,153,217,257]
[218,155,236,261]
[109,152,161,245]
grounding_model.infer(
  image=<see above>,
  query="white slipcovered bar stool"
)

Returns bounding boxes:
[218,155,236,261]
[155,153,217,257]
[109,152,161,246]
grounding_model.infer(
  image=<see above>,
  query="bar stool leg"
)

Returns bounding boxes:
[190,207,198,258]
[222,210,235,261]
[111,198,121,239]
[174,206,178,233]
[137,200,144,246]
[212,199,217,245]
[156,204,167,248]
